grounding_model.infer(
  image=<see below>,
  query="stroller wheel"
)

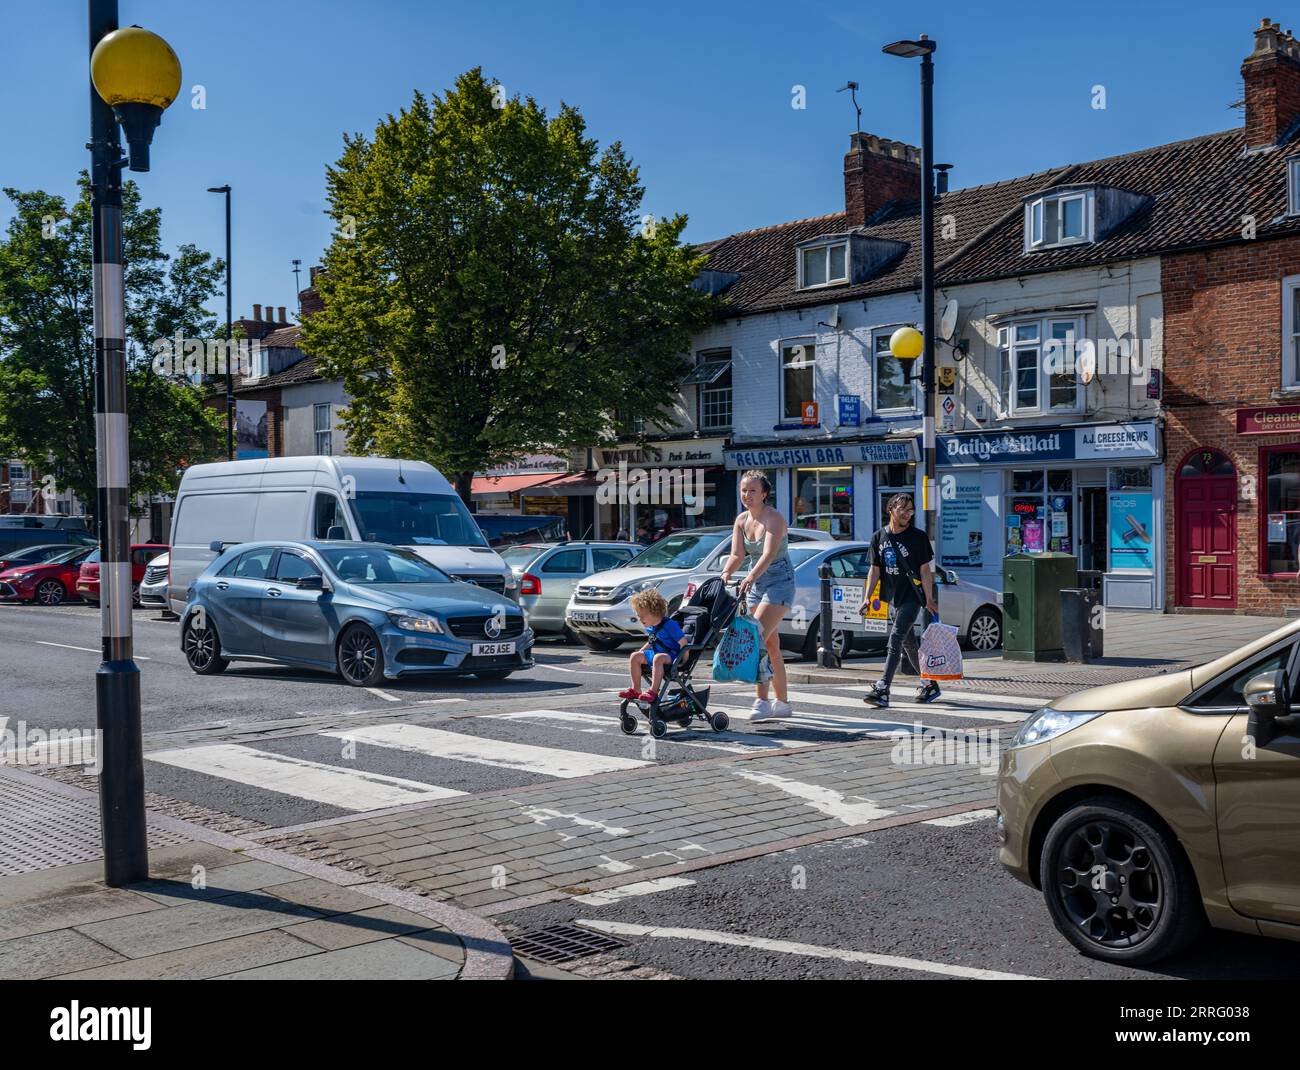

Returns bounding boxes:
[649,718,668,739]
[619,713,639,735]
[709,711,730,733]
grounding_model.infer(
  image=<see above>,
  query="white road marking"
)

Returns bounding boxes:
[146,743,464,810]
[321,722,649,777]
[825,686,1041,712]
[34,640,151,660]
[520,805,628,838]
[489,708,812,753]
[732,768,894,824]
[596,856,637,874]
[573,877,697,905]
[923,808,998,828]
[531,660,628,678]
[365,688,402,702]
[712,705,911,735]
[575,920,1040,980]
[772,689,1031,722]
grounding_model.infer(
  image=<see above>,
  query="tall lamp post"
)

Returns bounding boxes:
[88,1,181,886]
[884,34,940,567]
[207,185,234,459]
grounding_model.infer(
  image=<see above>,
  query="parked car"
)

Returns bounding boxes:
[501,541,640,637]
[0,543,84,574]
[474,513,568,548]
[139,551,171,611]
[0,545,95,605]
[563,526,835,651]
[680,542,1004,661]
[77,544,168,606]
[169,456,518,615]
[181,540,533,685]
[999,617,1300,965]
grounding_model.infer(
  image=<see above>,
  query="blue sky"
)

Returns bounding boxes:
[2,0,1255,324]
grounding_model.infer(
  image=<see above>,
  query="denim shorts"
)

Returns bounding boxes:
[745,557,797,609]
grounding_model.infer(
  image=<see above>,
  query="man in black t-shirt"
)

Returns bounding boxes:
[860,493,940,708]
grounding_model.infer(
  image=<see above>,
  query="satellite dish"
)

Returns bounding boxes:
[939,299,959,342]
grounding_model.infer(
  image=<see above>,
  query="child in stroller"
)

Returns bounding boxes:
[617,576,741,738]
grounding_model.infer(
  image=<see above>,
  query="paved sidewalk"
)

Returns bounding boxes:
[0,766,514,980]
[789,609,1289,697]
[252,732,999,915]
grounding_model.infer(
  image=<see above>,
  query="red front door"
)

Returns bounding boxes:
[1177,474,1237,608]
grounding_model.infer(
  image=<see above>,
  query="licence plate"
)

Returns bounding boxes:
[473,641,516,656]
[569,611,599,624]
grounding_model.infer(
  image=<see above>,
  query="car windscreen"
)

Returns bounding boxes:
[321,546,452,584]
[626,532,727,570]
[49,546,90,565]
[84,549,100,564]
[499,545,544,568]
[348,492,489,548]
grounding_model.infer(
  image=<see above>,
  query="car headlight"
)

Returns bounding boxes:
[387,611,445,634]
[612,579,660,602]
[1010,708,1104,749]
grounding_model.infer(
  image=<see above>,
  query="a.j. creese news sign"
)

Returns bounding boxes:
[938,422,1158,466]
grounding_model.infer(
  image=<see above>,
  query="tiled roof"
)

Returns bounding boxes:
[232,352,322,394]
[700,124,1300,315]
[261,325,302,348]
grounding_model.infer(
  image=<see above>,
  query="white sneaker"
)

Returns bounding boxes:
[769,700,795,719]
[750,699,775,721]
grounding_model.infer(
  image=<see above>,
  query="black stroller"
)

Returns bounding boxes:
[619,576,742,738]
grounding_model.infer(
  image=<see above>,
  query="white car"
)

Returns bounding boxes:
[564,525,835,651]
[139,551,171,612]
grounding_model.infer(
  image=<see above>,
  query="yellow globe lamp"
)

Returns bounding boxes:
[90,25,182,172]
[888,325,924,361]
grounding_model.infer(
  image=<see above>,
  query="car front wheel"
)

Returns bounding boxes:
[36,580,66,606]
[1039,795,1205,965]
[337,624,385,686]
[966,607,1002,651]
[183,614,229,675]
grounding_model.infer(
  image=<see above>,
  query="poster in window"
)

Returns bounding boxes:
[236,399,268,460]
[1023,518,1045,553]
[1269,513,1287,543]
[939,476,983,567]
[1108,491,1153,572]
[1005,513,1023,554]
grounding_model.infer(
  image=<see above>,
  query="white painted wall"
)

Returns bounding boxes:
[280,379,349,457]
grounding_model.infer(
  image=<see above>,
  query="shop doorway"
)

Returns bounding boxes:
[1077,486,1107,572]
[1175,448,1237,609]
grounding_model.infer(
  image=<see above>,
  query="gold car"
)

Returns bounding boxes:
[998,619,1300,964]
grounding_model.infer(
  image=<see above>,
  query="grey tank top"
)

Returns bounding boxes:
[743,528,789,562]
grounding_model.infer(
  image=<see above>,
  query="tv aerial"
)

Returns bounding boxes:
[836,82,861,134]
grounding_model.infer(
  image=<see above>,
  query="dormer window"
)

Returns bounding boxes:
[800,242,848,288]
[1025,190,1094,250]
[1288,155,1300,215]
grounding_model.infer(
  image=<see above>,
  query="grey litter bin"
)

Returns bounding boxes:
[1060,587,1102,663]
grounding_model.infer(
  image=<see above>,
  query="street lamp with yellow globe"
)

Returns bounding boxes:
[888,325,925,377]
[87,1,181,887]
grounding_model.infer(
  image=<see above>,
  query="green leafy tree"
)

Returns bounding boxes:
[300,68,712,500]
[0,178,225,520]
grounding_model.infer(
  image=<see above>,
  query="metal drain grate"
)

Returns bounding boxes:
[510,924,627,964]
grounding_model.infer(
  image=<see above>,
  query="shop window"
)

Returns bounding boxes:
[1264,447,1300,574]
[781,340,816,422]
[1005,468,1074,555]
[794,466,853,539]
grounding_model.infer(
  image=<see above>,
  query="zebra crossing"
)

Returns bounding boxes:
[137,685,1036,825]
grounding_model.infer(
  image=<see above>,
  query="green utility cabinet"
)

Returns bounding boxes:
[1002,553,1078,661]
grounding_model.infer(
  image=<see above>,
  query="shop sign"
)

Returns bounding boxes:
[1236,405,1300,436]
[484,453,568,477]
[724,439,917,469]
[938,421,1158,467]
[838,395,861,427]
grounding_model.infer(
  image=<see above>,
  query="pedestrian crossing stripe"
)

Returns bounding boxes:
[146,743,466,811]
[320,723,649,777]
[721,689,1032,723]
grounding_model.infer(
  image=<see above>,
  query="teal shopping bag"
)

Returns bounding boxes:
[712,611,772,683]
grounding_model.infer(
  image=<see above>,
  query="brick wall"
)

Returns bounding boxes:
[1162,236,1300,613]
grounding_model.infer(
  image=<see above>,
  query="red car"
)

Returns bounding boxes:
[78,544,168,607]
[0,545,96,606]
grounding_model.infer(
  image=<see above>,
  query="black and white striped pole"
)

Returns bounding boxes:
[88,0,181,886]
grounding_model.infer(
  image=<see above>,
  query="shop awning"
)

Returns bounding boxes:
[470,473,564,496]
[522,472,601,497]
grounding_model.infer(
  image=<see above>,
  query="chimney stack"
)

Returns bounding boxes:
[252,303,262,320]
[1242,19,1300,147]
[843,133,922,225]
[278,306,287,323]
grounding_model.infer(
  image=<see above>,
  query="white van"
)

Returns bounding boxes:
[168,457,517,614]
